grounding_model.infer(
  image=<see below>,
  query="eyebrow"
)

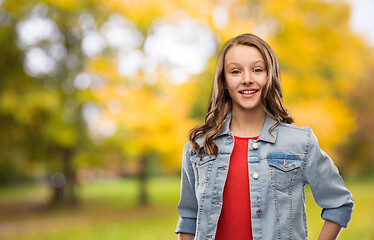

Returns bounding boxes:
[226,60,265,66]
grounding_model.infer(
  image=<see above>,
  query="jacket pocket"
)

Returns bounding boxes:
[190,154,217,186]
[267,153,302,191]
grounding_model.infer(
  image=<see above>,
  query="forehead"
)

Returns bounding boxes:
[225,45,264,66]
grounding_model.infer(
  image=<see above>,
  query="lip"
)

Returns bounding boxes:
[238,89,259,98]
[238,88,258,92]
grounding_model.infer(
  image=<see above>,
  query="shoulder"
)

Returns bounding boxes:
[183,138,201,156]
[278,122,311,133]
[183,141,193,155]
[276,122,318,147]
[185,134,205,153]
[277,122,315,137]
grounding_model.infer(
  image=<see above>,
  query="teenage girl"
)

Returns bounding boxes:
[175,33,354,240]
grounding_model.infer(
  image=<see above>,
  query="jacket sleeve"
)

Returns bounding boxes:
[303,128,354,228]
[175,142,198,235]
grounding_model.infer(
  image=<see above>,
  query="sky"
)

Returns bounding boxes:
[348,0,374,46]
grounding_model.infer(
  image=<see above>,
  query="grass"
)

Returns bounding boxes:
[0,175,373,239]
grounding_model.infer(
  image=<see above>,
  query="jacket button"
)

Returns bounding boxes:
[253,172,259,179]
[252,142,259,149]
[283,160,289,168]
[256,208,262,216]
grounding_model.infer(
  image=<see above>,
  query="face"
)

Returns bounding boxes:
[224,45,267,114]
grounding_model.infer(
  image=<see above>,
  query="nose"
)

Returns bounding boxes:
[241,71,254,84]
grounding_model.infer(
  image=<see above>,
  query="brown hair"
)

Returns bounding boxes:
[189,33,293,156]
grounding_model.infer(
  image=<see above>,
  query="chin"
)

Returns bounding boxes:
[236,103,263,112]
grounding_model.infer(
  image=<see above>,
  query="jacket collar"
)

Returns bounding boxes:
[216,112,278,143]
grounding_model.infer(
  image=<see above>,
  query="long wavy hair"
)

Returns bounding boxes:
[189,33,294,156]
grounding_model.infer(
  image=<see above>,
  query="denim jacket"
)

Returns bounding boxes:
[175,113,354,240]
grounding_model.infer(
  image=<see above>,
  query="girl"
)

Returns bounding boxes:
[175,33,354,240]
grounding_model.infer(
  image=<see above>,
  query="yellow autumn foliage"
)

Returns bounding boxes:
[32,0,367,170]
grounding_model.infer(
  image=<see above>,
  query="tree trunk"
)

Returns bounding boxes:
[138,154,149,205]
[50,147,78,207]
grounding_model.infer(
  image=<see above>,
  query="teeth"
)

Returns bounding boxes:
[241,90,257,94]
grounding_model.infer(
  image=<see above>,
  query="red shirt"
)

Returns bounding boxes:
[215,135,258,240]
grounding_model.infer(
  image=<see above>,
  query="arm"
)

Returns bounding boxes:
[318,220,342,240]
[175,143,198,236]
[304,129,354,229]
[178,232,195,240]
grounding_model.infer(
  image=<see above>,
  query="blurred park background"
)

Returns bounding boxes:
[0,0,374,239]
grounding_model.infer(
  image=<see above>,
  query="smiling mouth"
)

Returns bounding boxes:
[239,90,259,94]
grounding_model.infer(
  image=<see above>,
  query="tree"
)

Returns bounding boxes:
[338,56,374,175]
[0,0,214,206]
[0,0,371,210]
[0,0,111,206]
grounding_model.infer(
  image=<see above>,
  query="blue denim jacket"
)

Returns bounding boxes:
[175,113,354,240]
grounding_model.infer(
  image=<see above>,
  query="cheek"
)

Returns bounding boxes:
[225,80,237,95]
[224,76,233,89]
[258,75,268,89]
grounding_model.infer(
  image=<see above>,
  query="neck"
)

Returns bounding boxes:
[230,106,266,138]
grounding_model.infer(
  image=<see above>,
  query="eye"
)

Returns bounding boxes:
[231,70,240,74]
[254,68,263,73]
